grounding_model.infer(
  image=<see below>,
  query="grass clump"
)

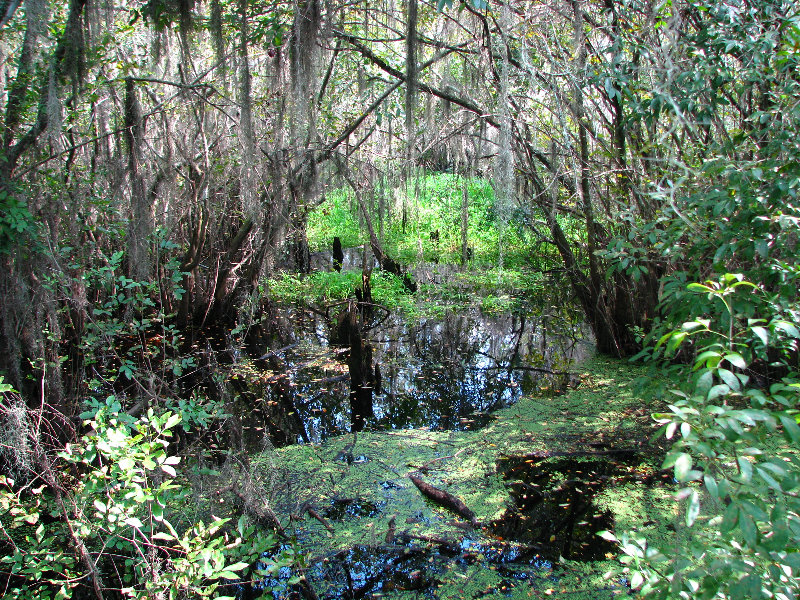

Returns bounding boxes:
[267,270,363,304]
[267,270,418,315]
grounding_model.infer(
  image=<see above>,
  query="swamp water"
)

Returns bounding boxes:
[232,307,593,448]
[212,264,663,599]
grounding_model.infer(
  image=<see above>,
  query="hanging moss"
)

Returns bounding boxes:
[209,0,224,69]
[405,0,418,141]
[291,0,321,119]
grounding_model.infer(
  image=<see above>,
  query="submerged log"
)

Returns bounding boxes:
[409,475,478,526]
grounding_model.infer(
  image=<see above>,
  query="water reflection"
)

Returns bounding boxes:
[230,299,592,448]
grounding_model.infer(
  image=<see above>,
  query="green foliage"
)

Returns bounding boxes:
[382,173,538,267]
[599,3,800,596]
[306,173,557,269]
[370,269,418,314]
[0,396,281,599]
[612,275,800,599]
[268,269,419,315]
[64,245,199,412]
[307,190,364,252]
[267,263,563,321]
[0,189,35,252]
[433,267,555,316]
[0,239,276,597]
[268,270,363,304]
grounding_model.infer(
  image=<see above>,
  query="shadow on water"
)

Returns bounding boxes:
[491,452,633,562]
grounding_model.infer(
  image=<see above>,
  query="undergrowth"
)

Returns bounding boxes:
[307,172,579,270]
[266,264,576,321]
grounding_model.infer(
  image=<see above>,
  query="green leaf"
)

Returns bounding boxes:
[723,352,747,370]
[718,368,740,391]
[125,517,144,528]
[704,475,719,499]
[755,466,781,491]
[751,326,769,345]
[682,321,705,332]
[164,412,182,431]
[739,513,758,547]
[655,332,672,350]
[686,489,700,526]
[630,571,644,589]
[708,383,731,401]
[674,453,693,482]
[737,457,753,483]
[779,415,800,443]
[775,321,800,339]
[696,369,714,394]
[598,530,617,542]
[695,351,722,369]
[721,503,738,534]
[666,331,687,354]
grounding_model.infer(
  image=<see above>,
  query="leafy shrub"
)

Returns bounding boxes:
[610,275,800,599]
[0,384,282,599]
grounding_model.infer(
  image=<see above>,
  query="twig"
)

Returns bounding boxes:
[307,507,334,533]
[409,475,478,527]
[416,447,468,473]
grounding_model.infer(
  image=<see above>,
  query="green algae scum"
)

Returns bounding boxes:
[226,357,676,599]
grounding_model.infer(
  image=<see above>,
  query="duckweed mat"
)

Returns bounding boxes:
[221,357,677,599]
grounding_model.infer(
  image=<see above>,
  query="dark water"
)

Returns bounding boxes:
[231,300,592,448]
[492,453,629,561]
[214,260,646,599]
[245,537,557,600]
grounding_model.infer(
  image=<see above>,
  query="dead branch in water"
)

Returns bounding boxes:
[408,475,478,527]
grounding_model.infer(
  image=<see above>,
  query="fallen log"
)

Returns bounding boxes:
[408,475,478,527]
[397,531,460,551]
[308,507,335,533]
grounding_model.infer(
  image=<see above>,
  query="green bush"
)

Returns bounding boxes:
[611,275,800,599]
[0,386,282,599]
